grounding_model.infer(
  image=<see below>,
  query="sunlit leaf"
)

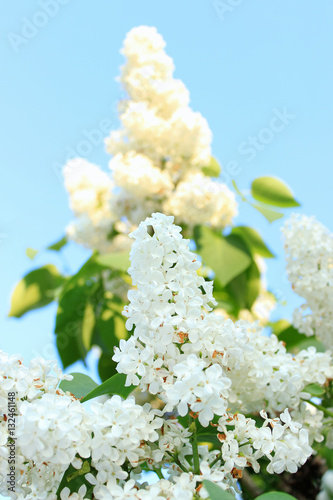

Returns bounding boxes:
[95,251,130,273]
[47,235,68,251]
[9,265,64,318]
[251,203,284,223]
[26,247,38,260]
[251,176,300,208]
[231,226,275,258]
[194,226,252,286]
[202,156,221,177]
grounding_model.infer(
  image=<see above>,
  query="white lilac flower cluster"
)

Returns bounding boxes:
[64,158,116,254]
[114,213,333,425]
[63,26,237,253]
[0,352,166,499]
[110,213,333,482]
[282,213,333,349]
[0,351,317,500]
[2,214,333,498]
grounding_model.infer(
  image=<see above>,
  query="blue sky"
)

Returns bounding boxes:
[1,0,333,376]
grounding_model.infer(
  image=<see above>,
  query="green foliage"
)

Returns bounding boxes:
[251,176,300,208]
[47,235,68,251]
[319,447,333,469]
[225,260,260,312]
[233,177,299,223]
[26,247,38,259]
[95,296,128,381]
[9,265,65,318]
[194,225,263,314]
[272,322,324,353]
[55,282,95,368]
[81,373,136,403]
[52,249,130,369]
[56,460,94,498]
[194,226,252,287]
[98,352,118,382]
[95,251,130,272]
[202,480,235,499]
[251,204,284,223]
[256,493,297,500]
[231,226,275,258]
[202,156,221,177]
[303,383,325,397]
[274,323,307,349]
[59,373,98,399]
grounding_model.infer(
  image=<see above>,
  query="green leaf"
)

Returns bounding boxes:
[59,373,98,399]
[269,319,291,335]
[202,480,235,499]
[202,156,221,177]
[245,260,261,308]
[56,461,94,498]
[95,251,130,273]
[319,447,333,468]
[67,460,90,482]
[225,260,260,311]
[251,176,300,208]
[296,337,325,353]
[47,235,68,251]
[81,373,135,403]
[276,324,322,352]
[82,300,96,351]
[26,247,38,260]
[60,253,127,299]
[257,493,297,500]
[98,352,118,382]
[196,433,220,446]
[55,282,98,368]
[61,254,104,293]
[232,179,247,201]
[98,298,127,346]
[231,226,275,258]
[251,203,284,223]
[303,383,325,397]
[276,324,306,349]
[194,227,252,286]
[9,265,65,318]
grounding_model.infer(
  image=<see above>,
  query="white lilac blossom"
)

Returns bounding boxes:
[163,171,237,228]
[282,213,333,348]
[0,352,74,498]
[3,214,333,497]
[114,213,333,428]
[63,158,116,253]
[0,218,330,498]
[63,26,237,253]
[0,352,165,499]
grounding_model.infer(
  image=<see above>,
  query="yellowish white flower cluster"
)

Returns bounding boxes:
[63,26,237,253]
[64,158,117,254]
[282,213,333,348]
